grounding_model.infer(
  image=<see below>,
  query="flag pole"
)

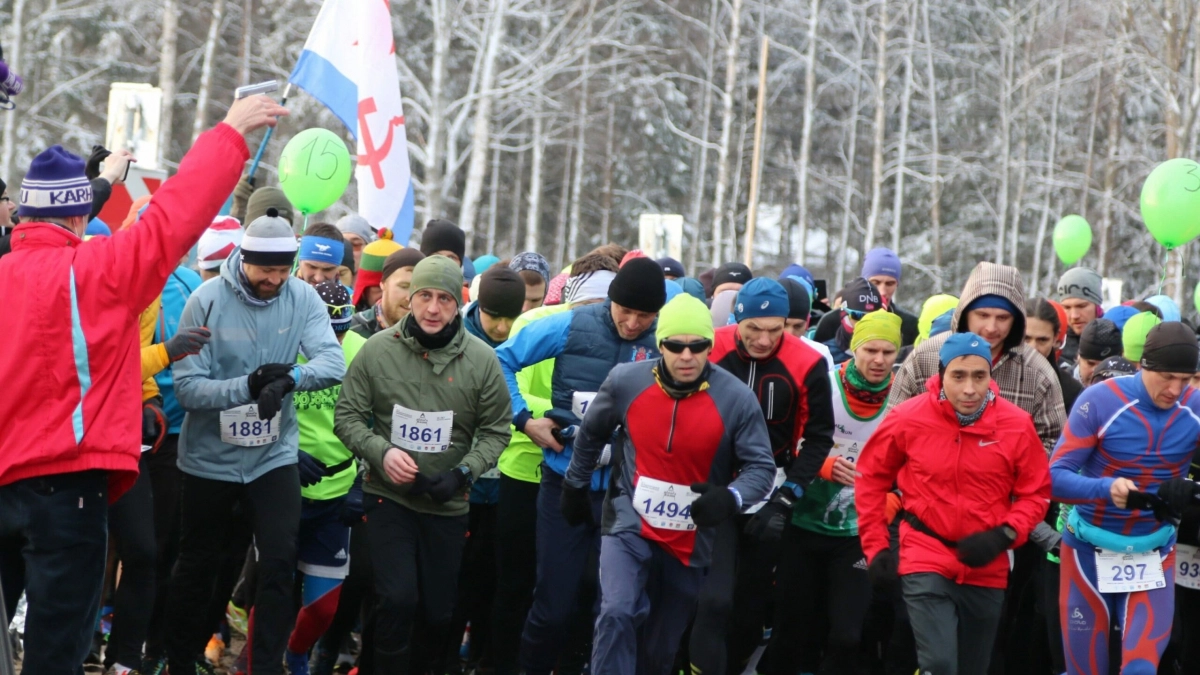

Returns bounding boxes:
[743,35,769,268]
[247,83,293,187]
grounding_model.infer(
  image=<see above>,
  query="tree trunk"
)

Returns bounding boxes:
[863,0,887,251]
[237,0,252,87]
[191,0,226,144]
[889,0,915,252]
[1098,83,1123,278]
[157,0,179,164]
[1079,67,1103,216]
[510,145,524,255]
[525,112,545,253]
[710,0,743,266]
[687,0,720,272]
[994,21,1014,265]
[457,0,509,253]
[555,145,574,271]
[567,47,590,263]
[795,0,821,265]
[599,98,616,246]
[835,4,866,291]
[486,142,501,254]
[1006,10,1035,271]
[1,0,27,180]
[424,0,450,222]
[920,0,941,289]
[1031,53,1065,295]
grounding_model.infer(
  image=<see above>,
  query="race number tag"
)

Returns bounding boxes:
[572,391,597,419]
[744,468,787,515]
[391,405,453,453]
[1176,544,1200,590]
[220,405,280,447]
[830,438,862,463]
[633,477,699,530]
[1095,549,1166,593]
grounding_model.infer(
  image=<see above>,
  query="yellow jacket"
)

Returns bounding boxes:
[140,296,169,401]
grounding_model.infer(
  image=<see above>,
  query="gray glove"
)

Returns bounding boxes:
[165,326,212,362]
[1029,521,1062,554]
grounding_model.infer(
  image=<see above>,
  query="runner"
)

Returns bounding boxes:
[812,248,918,345]
[334,255,512,674]
[857,332,1051,675]
[1051,322,1200,675]
[1074,318,1123,386]
[508,251,551,313]
[335,214,377,269]
[294,224,346,286]
[564,293,776,675]
[1055,267,1103,369]
[350,247,425,338]
[821,277,883,364]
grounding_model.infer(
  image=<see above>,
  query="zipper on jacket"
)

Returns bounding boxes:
[665,401,680,453]
[746,361,756,389]
[768,382,775,420]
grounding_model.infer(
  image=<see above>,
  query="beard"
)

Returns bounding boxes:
[251,279,283,299]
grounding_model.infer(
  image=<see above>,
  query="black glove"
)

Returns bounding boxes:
[341,474,365,526]
[425,467,469,504]
[1126,490,1180,524]
[165,326,212,362]
[955,526,1015,568]
[256,376,295,421]
[743,488,799,542]
[85,145,111,181]
[560,483,595,527]
[868,549,899,587]
[297,451,331,487]
[1156,477,1200,514]
[689,483,740,527]
[407,472,432,497]
[248,363,294,398]
[142,399,167,452]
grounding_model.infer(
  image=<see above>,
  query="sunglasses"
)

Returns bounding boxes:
[326,302,355,320]
[843,308,867,320]
[660,338,712,354]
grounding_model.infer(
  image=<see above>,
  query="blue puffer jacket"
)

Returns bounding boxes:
[155,266,203,433]
[495,300,659,490]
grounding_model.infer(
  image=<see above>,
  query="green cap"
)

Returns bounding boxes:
[656,294,715,343]
[410,255,465,306]
[1122,311,1163,362]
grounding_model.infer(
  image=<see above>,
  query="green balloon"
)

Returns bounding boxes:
[1140,157,1200,250]
[1053,214,1092,265]
[278,128,353,215]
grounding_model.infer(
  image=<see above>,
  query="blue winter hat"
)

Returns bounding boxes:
[473,254,500,274]
[964,294,1018,316]
[657,256,686,278]
[462,255,477,282]
[861,248,902,282]
[779,263,815,289]
[85,218,111,237]
[734,277,790,323]
[1104,305,1138,331]
[929,309,955,339]
[940,331,992,368]
[1145,295,1181,323]
[19,145,92,218]
[665,279,683,302]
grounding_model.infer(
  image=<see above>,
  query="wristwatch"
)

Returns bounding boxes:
[455,464,474,488]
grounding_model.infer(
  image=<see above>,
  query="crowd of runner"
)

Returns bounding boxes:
[3,95,1200,675]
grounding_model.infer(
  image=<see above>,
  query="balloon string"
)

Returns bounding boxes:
[1157,247,1169,295]
[303,213,309,235]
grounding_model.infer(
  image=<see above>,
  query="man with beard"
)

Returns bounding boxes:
[351,248,426,338]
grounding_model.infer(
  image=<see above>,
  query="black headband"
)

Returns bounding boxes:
[241,249,297,267]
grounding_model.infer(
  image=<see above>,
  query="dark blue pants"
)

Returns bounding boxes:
[592,531,705,675]
[519,466,604,675]
[0,470,109,675]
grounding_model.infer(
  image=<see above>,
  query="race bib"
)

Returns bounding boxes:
[830,438,862,463]
[1096,549,1166,593]
[633,476,699,531]
[220,405,280,447]
[1176,544,1200,590]
[391,405,453,453]
[744,468,787,515]
[572,391,598,419]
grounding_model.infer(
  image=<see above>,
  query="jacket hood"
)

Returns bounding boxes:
[951,262,1026,353]
[463,301,502,349]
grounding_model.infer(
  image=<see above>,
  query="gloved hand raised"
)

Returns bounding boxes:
[956,526,1015,568]
[256,376,295,421]
[248,363,294,398]
[689,483,740,527]
[297,451,331,487]
[165,326,212,362]
[85,145,111,181]
[560,483,594,527]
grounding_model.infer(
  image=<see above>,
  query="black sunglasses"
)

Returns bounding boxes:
[660,338,713,354]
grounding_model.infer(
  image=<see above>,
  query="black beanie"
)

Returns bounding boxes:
[382,248,426,282]
[608,257,667,313]
[419,219,466,263]
[713,262,753,289]
[842,277,882,314]
[341,243,356,273]
[1141,322,1200,373]
[780,278,811,323]
[478,267,527,319]
[1078,318,1123,361]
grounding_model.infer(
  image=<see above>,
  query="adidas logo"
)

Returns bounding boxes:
[853,558,868,570]
[664,486,676,497]
[417,413,428,423]
[335,549,348,560]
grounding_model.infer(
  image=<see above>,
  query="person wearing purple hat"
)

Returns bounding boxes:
[813,248,919,346]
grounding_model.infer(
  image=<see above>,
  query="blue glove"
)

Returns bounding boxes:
[297,451,330,487]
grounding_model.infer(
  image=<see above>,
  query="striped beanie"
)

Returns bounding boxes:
[197,216,244,270]
[19,145,92,218]
[241,210,298,267]
[353,228,403,307]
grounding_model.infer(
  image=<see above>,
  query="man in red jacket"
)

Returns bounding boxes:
[0,95,285,675]
[856,332,1050,675]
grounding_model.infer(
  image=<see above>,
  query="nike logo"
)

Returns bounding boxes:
[979,440,999,446]
[278,326,291,334]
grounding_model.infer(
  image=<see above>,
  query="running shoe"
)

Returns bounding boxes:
[205,635,226,665]
[226,601,250,635]
[287,649,311,675]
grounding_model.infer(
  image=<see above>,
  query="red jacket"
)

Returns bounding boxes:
[0,123,249,500]
[856,375,1050,588]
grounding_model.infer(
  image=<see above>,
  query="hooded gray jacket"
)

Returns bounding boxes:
[174,251,345,483]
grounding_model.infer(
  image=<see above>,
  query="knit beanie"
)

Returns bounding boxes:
[1056,267,1103,306]
[713,262,753,289]
[419,219,466,262]
[861,247,902,282]
[678,277,706,303]
[842,277,883,314]
[198,216,244,270]
[964,294,1018,317]
[85,218,111,236]
[940,332,992,368]
[19,145,92,218]
[929,310,954,339]
[1140,322,1200,373]
[657,257,685,278]
[353,229,404,306]
[779,263,815,288]
[620,249,648,267]
[463,255,477,282]
[656,294,715,343]
[478,267,526,319]
[382,248,425,282]
[1104,305,1138,331]
[1078,318,1123,361]
[1145,295,1182,323]
[733,277,790,323]
[410,255,465,307]
[917,294,959,345]
[245,187,295,227]
[545,273,569,305]
[341,244,356,273]
[1122,312,1162,362]
[315,280,353,332]
[509,251,551,285]
[780,278,812,323]
[335,214,377,244]
[608,257,667,313]
[665,279,683,302]
[1093,356,1137,382]
[240,210,298,267]
[851,310,903,351]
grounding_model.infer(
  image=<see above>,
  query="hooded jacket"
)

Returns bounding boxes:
[334,316,513,517]
[173,252,346,483]
[0,123,248,499]
[857,375,1051,589]
[888,262,1065,453]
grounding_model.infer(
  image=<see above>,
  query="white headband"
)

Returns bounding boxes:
[565,270,617,305]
